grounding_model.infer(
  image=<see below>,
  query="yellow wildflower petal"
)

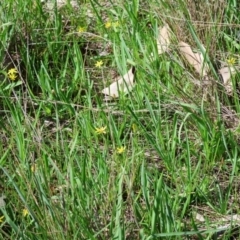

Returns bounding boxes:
[8,73,17,81]
[95,60,103,68]
[116,146,126,154]
[22,208,29,217]
[8,68,18,75]
[226,57,236,66]
[95,126,107,134]
[77,26,86,33]
[7,68,18,81]
[105,22,112,29]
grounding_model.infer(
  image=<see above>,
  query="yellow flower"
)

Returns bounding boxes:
[7,68,18,81]
[0,215,4,223]
[9,74,17,80]
[8,68,18,75]
[95,60,103,68]
[116,146,126,154]
[22,208,29,217]
[105,21,112,29]
[77,26,86,33]
[227,57,236,66]
[95,126,107,134]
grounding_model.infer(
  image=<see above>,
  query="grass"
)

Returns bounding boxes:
[0,0,240,239]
